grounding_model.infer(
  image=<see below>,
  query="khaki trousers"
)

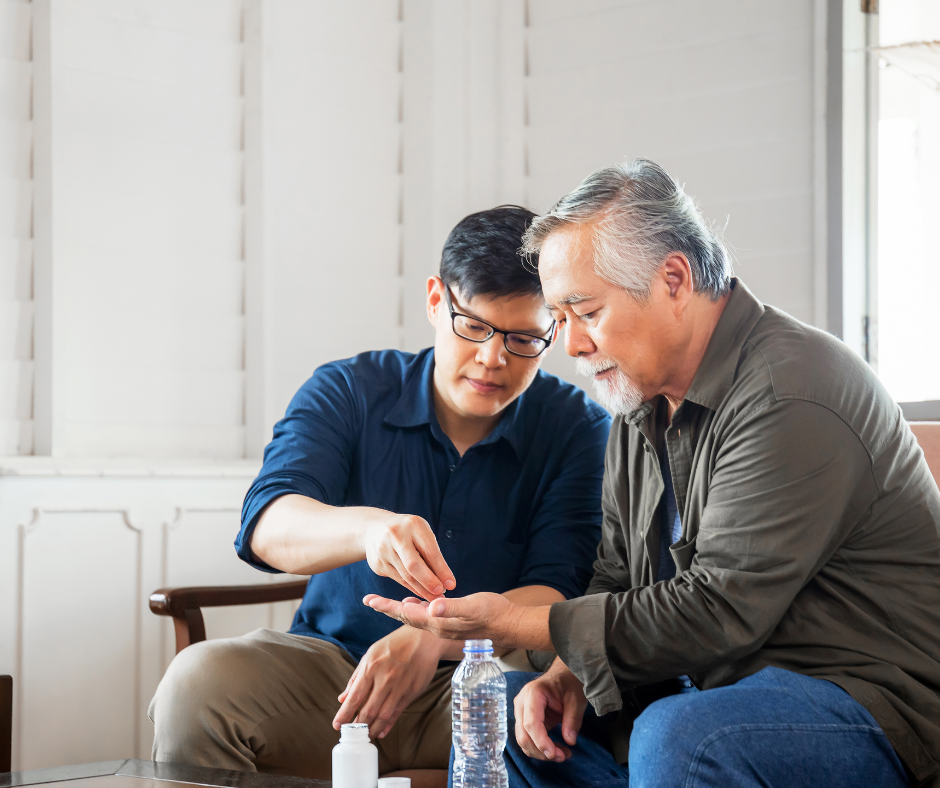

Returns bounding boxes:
[148,629,455,780]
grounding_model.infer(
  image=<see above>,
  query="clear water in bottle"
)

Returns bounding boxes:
[452,639,508,788]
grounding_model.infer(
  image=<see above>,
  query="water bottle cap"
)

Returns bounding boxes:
[463,638,494,653]
[339,722,371,743]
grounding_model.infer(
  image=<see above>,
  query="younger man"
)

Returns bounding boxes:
[149,206,611,784]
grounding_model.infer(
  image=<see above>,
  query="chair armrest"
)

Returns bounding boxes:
[149,580,308,654]
[149,580,308,617]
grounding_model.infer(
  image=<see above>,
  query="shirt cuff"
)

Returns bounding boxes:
[549,593,622,716]
[526,649,557,673]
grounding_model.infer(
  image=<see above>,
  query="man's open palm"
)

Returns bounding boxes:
[363,591,513,644]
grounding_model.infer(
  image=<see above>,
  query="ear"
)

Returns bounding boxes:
[661,253,694,316]
[427,276,444,328]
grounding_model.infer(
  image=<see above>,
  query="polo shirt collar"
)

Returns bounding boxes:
[623,278,764,426]
[383,348,525,458]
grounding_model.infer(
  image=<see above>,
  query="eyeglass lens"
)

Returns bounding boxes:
[453,315,547,357]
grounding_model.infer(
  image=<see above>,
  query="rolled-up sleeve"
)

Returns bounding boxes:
[235,363,360,571]
[550,398,877,713]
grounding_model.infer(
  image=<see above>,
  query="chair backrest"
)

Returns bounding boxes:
[910,422,940,490]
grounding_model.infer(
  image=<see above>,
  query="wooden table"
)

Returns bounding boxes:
[0,760,330,788]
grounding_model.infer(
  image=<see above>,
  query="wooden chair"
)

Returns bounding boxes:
[149,581,308,654]
[910,422,940,490]
[2,673,12,772]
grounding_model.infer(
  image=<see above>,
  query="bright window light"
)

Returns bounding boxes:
[876,0,940,403]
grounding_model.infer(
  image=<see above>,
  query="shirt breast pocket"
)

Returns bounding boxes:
[669,536,698,574]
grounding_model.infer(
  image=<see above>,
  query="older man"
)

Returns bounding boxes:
[367,160,940,788]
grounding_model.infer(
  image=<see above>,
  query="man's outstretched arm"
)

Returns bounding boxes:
[363,591,554,652]
[251,494,457,601]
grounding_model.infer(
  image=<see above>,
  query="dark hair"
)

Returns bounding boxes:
[440,205,541,300]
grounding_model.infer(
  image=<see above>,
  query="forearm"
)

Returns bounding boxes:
[249,494,371,574]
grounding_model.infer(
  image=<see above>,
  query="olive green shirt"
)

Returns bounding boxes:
[549,279,940,785]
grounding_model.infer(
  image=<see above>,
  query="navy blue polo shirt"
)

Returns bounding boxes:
[236,347,611,662]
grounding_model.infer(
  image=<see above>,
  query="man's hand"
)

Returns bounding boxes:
[332,626,444,739]
[360,512,456,600]
[363,592,553,652]
[514,659,587,763]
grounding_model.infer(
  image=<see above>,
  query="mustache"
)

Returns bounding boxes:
[574,356,619,377]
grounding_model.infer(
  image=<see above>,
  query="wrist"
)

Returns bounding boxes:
[353,506,388,558]
[504,603,553,652]
[393,622,449,657]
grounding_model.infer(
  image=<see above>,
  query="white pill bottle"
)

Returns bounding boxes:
[332,723,379,788]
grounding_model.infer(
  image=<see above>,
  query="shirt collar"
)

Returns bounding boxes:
[383,348,526,458]
[624,278,764,427]
[384,348,437,429]
[683,278,764,411]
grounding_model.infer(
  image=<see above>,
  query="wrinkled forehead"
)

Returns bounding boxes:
[538,229,600,308]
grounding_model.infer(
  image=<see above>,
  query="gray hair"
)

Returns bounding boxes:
[522,159,732,301]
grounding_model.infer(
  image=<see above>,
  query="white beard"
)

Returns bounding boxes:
[575,356,644,416]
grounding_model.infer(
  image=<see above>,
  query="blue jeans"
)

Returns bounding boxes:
[451,666,911,788]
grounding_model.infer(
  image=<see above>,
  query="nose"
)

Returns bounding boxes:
[564,320,596,358]
[475,335,508,368]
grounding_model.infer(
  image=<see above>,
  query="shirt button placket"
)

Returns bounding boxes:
[439,455,461,551]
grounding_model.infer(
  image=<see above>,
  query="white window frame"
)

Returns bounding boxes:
[832,0,940,421]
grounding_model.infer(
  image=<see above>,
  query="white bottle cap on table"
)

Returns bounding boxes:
[377,779,411,787]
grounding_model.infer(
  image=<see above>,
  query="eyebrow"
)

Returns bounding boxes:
[557,292,595,307]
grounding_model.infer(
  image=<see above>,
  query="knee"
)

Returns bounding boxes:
[628,697,700,787]
[150,639,255,753]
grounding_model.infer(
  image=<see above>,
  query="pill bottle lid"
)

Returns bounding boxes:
[463,638,493,653]
[377,779,411,787]
[339,722,371,743]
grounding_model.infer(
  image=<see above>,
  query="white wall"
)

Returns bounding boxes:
[0,459,307,770]
[0,0,32,455]
[400,0,526,353]
[33,0,246,459]
[245,0,403,455]
[3,0,832,460]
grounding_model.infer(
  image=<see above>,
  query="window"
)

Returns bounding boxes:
[873,0,940,416]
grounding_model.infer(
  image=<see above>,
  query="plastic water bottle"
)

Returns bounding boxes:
[452,639,508,788]
[332,722,378,788]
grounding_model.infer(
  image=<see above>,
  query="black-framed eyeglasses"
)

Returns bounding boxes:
[443,285,556,358]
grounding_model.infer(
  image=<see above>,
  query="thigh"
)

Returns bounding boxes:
[628,667,911,788]
[381,665,456,773]
[238,630,358,777]
[494,671,629,788]
[153,628,356,778]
